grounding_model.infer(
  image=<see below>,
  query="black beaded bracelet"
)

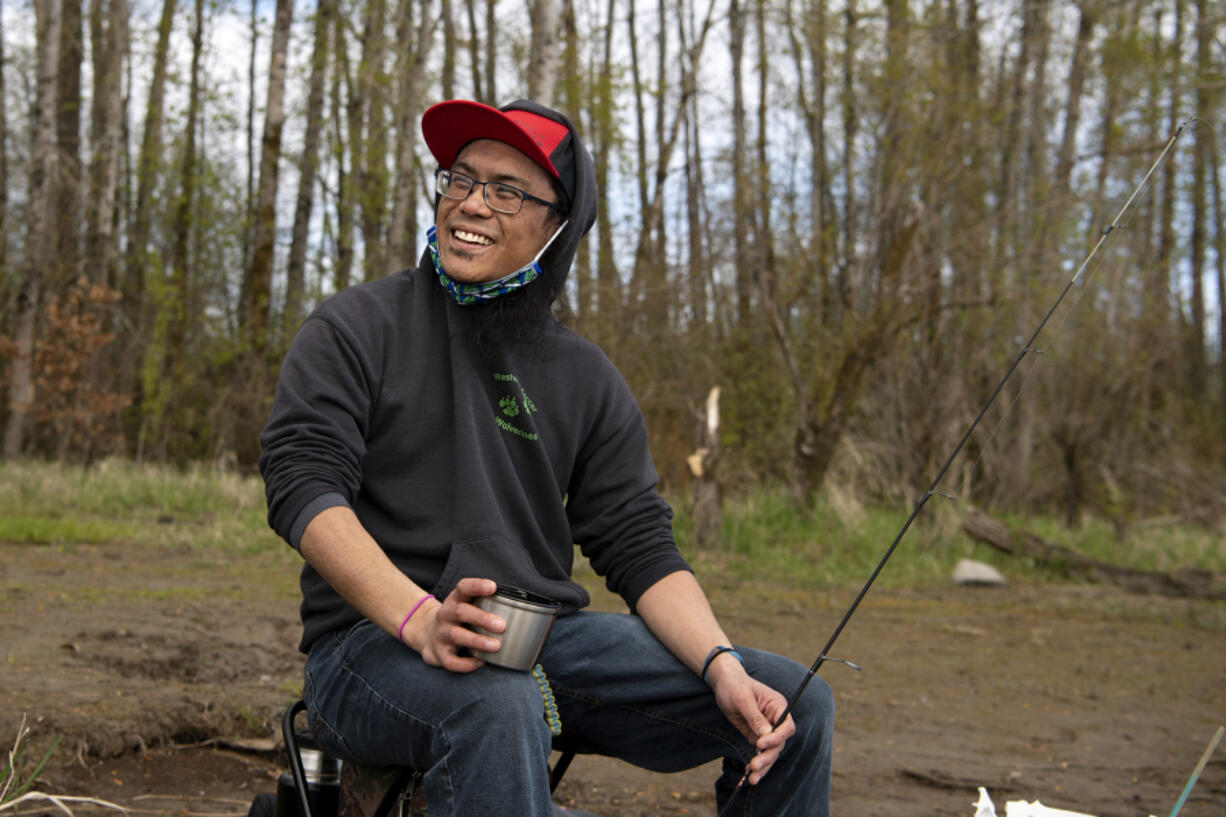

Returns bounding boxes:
[701,645,744,684]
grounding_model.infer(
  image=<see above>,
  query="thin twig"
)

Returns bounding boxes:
[0,791,127,817]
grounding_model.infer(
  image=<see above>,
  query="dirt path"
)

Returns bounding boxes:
[2,540,1223,817]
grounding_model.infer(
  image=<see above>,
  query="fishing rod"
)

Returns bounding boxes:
[716,120,1191,817]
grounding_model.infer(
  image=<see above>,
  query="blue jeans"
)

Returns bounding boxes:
[304,611,833,817]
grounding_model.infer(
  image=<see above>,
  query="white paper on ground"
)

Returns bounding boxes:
[973,787,1159,817]
[1003,800,1097,817]
[974,787,999,817]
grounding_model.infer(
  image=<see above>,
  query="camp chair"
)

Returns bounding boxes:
[270,700,586,817]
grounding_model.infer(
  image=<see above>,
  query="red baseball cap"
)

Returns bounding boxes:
[422,99,576,209]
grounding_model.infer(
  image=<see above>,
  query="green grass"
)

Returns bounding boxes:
[670,486,1226,593]
[0,514,137,545]
[1,460,1220,598]
[0,459,283,554]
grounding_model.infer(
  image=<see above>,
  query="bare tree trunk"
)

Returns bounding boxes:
[562,0,587,322]
[627,0,649,239]
[358,0,388,282]
[1088,2,1127,244]
[244,0,294,354]
[1045,1,1095,524]
[54,0,83,292]
[992,0,1034,297]
[135,0,202,461]
[1213,110,1226,430]
[784,205,920,508]
[628,0,715,336]
[126,0,177,334]
[0,0,9,275]
[484,0,497,103]
[786,0,829,316]
[654,0,665,199]
[681,1,705,331]
[729,0,750,326]
[1154,0,1182,332]
[439,0,455,98]
[167,0,203,364]
[332,10,355,292]
[879,0,908,189]
[1186,0,1208,399]
[464,0,483,101]
[1053,3,1094,195]
[285,0,335,332]
[1021,0,1050,228]
[388,0,436,273]
[754,0,774,293]
[243,0,257,276]
[85,0,127,290]
[839,0,857,307]
[4,277,40,460]
[5,0,60,460]
[592,0,618,327]
[527,0,559,106]
[624,0,649,319]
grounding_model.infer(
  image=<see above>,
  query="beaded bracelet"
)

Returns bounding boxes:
[701,645,744,684]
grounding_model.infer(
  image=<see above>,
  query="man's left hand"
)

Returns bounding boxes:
[706,656,796,785]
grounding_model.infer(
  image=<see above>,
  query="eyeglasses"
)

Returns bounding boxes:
[435,168,564,215]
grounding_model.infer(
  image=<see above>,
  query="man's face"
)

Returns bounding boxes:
[435,139,560,284]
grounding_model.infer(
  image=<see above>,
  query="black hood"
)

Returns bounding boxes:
[497,99,597,306]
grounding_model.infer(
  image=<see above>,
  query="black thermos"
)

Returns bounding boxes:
[275,740,340,817]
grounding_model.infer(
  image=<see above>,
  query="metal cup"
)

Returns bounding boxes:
[471,585,560,671]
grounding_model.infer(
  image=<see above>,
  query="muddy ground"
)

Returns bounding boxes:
[2,538,1223,817]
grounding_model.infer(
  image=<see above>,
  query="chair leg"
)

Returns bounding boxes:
[549,749,576,793]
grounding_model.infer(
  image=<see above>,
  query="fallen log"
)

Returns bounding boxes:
[962,507,1226,601]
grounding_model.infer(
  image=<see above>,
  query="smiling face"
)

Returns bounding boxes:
[434,139,562,284]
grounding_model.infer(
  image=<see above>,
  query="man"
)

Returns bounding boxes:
[259,98,833,816]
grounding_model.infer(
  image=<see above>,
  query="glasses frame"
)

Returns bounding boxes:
[434,168,564,215]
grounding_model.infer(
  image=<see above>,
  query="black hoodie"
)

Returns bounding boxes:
[259,102,691,653]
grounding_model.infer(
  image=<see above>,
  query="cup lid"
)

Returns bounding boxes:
[494,584,561,608]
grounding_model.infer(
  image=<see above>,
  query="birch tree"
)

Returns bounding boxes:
[244,0,295,354]
[125,0,176,339]
[285,0,336,333]
[54,0,82,290]
[0,0,8,276]
[4,0,60,459]
[464,0,483,101]
[331,7,355,291]
[85,0,127,290]
[528,0,559,106]
[356,0,388,282]
[387,0,436,274]
[1186,0,1209,399]
[591,0,618,327]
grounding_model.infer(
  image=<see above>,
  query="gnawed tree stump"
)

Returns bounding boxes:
[962,507,1226,601]
[688,387,724,550]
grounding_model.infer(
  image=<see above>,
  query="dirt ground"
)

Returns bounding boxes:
[2,538,1224,817]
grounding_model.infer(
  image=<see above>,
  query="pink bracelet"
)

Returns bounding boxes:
[397,594,435,644]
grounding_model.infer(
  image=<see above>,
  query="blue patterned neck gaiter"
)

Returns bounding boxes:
[428,222,568,306]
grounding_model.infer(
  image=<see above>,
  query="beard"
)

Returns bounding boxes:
[463,266,571,359]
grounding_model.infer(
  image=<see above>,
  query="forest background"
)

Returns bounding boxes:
[1,0,1224,538]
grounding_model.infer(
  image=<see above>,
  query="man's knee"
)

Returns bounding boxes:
[448,670,554,746]
[751,654,834,754]
[790,674,834,740]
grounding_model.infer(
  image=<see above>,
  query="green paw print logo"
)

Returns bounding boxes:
[492,372,541,441]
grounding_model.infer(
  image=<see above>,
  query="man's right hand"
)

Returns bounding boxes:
[404,578,505,672]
